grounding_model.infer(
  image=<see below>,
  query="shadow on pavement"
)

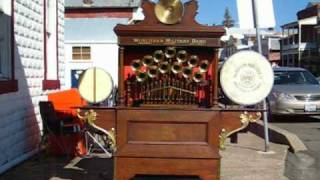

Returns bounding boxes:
[1,154,114,180]
[270,115,320,123]
[1,153,202,180]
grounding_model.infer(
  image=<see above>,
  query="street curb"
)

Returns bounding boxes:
[249,121,308,153]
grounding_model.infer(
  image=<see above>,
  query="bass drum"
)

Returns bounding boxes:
[220,51,274,105]
[78,67,114,104]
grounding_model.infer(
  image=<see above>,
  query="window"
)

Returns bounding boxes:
[71,69,85,88]
[0,2,11,79]
[43,0,60,90]
[72,46,91,60]
[0,0,18,94]
[274,70,318,85]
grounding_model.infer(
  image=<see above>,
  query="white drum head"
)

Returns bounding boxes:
[220,51,274,105]
[78,67,113,104]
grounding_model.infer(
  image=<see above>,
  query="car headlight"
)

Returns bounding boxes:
[276,92,296,101]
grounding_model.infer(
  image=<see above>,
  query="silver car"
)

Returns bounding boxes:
[268,67,320,115]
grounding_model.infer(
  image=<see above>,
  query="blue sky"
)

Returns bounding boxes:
[194,0,318,30]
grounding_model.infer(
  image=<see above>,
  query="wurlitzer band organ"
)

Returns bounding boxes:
[75,0,274,179]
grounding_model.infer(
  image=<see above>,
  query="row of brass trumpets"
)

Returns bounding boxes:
[131,47,210,83]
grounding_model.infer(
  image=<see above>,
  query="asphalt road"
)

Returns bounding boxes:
[270,116,320,180]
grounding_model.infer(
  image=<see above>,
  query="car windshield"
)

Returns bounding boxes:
[274,70,319,85]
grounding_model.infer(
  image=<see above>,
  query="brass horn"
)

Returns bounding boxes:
[171,61,182,74]
[182,67,192,79]
[153,50,165,63]
[165,47,176,59]
[136,71,147,82]
[142,55,154,67]
[131,59,142,71]
[176,50,188,63]
[188,55,199,68]
[193,71,204,83]
[159,61,170,74]
[199,60,210,73]
[148,66,158,78]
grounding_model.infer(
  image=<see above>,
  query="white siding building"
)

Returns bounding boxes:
[64,0,141,88]
[64,18,127,88]
[0,0,65,173]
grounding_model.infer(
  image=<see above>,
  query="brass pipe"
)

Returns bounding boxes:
[176,50,188,63]
[193,71,204,83]
[171,61,182,74]
[188,55,199,68]
[159,61,170,74]
[131,59,142,71]
[199,60,209,73]
[148,66,158,78]
[182,66,192,79]
[165,47,176,59]
[153,50,165,63]
[136,71,147,82]
[142,55,154,67]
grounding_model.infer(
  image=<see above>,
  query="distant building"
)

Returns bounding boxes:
[0,0,65,173]
[220,28,281,64]
[281,2,320,75]
[64,0,141,88]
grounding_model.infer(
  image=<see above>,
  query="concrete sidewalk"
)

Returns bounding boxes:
[221,132,289,180]
[0,132,289,180]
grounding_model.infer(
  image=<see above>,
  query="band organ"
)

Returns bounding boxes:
[78,0,271,179]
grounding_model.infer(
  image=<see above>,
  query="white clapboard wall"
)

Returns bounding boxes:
[0,0,65,173]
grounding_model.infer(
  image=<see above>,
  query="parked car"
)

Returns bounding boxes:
[267,67,320,116]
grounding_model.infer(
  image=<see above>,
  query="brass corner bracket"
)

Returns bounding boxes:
[219,111,262,150]
[77,109,116,151]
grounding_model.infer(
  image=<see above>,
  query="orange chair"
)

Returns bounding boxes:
[45,89,88,156]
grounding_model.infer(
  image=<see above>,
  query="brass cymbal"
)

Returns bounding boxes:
[155,0,184,25]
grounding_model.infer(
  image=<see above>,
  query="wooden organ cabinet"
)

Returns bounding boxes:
[79,0,263,179]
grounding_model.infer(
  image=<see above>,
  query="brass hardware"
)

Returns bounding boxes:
[193,71,204,83]
[182,66,192,78]
[199,60,209,73]
[131,59,142,71]
[136,71,148,82]
[219,111,261,150]
[148,66,159,78]
[188,55,199,68]
[176,50,188,63]
[153,50,165,63]
[154,0,184,25]
[159,61,170,74]
[165,47,176,59]
[77,109,116,152]
[142,55,154,67]
[171,61,182,74]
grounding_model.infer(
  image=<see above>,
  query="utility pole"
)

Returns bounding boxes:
[252,0,270,152]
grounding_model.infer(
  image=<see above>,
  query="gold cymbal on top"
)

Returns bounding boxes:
[155,0,184,25]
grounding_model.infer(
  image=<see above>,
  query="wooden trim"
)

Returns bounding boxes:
[42,80,60,90]
[56,0,59,80]
[43,0,60,90]
[0,80,18,94]
[43,0,47,80]
[118,46,125,106]
[213,49,219,107]
[65,8,133,19]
